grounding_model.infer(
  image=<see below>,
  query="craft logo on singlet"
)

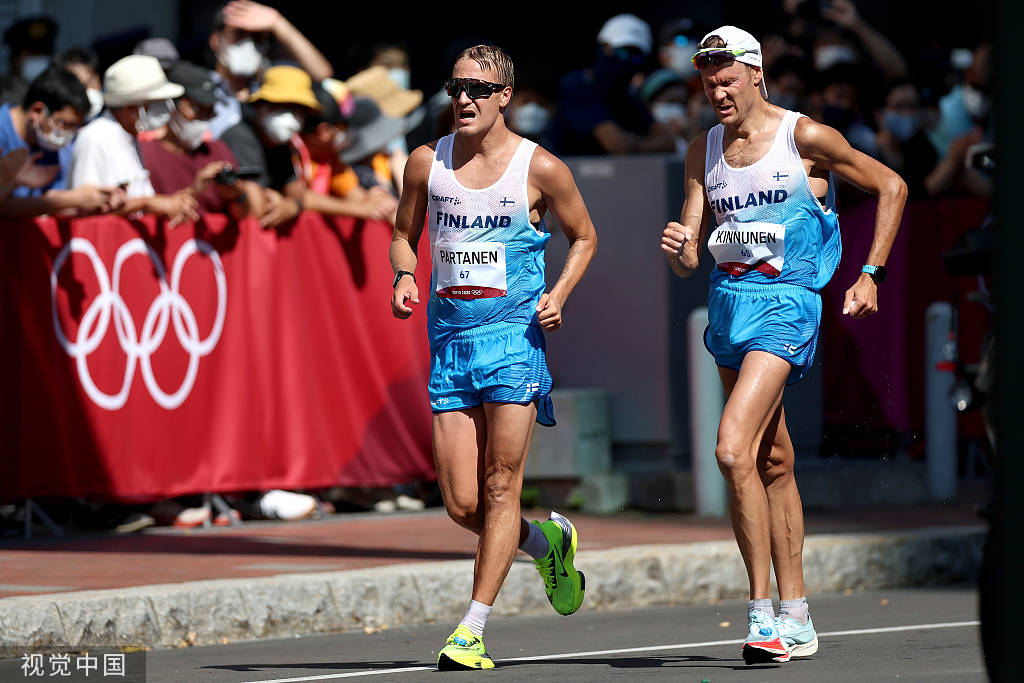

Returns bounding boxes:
[436,212,513,230]
[432,194,461,206]
[710,189,788,214]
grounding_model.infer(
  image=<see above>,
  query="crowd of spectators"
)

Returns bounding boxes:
[0,0,992,533]
[534,2,993,201]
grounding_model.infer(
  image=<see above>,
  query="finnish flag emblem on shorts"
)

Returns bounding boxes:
[523,382,540,399]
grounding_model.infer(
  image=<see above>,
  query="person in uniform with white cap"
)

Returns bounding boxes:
[547,13,676,156]
[660,25,907,664]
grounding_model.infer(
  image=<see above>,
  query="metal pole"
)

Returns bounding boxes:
[688,307,728,517]
[925,302,957,501]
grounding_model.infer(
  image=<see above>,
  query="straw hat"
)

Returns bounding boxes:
[345,66,422,119]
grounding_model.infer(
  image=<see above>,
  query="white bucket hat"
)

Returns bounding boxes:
[102,55,184,107]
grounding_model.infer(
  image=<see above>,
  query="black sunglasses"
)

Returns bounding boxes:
[444,78,508,99]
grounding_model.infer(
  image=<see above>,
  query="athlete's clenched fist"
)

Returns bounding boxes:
[661,221,699,272]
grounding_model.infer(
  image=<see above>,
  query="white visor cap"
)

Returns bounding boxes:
[698,25,768,99]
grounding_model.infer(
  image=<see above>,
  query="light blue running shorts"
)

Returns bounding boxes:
[429,321,555,425]
[703,280,822,385]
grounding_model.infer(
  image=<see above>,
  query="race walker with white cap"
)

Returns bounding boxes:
[660,24,907,664]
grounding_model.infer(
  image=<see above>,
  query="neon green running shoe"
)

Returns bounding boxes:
[437,624,494,671]
[532,511,586,616]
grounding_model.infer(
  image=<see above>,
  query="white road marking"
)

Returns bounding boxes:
[242,620,980,682]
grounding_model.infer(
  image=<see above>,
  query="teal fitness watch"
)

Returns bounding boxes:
[861,264,887,284]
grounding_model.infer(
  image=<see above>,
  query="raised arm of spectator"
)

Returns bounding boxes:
[823,0,908,81]
[222,0,333,81]
[300,185,398,224]
[119,193,200,227]
[0,184,124,218]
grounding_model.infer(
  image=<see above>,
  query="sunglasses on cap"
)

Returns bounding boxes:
[444,78,508,99]
[691,47,757,70]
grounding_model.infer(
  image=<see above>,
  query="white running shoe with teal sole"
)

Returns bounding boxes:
[775,615,818,661]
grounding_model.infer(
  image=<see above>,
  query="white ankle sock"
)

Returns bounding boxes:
[779,597,809,624]
[460,600,491,637]
[519,521,550,560]
[748,598,775,618]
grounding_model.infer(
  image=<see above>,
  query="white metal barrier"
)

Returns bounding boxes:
[687,306,728,517]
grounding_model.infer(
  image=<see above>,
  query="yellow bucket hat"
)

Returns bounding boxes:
[249,65,321,110]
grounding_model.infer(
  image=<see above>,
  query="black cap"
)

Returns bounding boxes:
[166,61,219,106]
[3,16,57,54]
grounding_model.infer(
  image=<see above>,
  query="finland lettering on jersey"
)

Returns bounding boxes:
[703,110,842,289]
[426,134,550,338]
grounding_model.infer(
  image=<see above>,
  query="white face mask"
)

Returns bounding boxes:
[218,38,263,78]
[663,44,696,80]
[510,102,551,136]
[20,55,50,83]
[814,44,858,71]
[169,109,209,151]
[136,100,172,133]
[86,88,104,121]
[332,130,348,152]
[651,101,687,125]
[961,84,990,121]
[388,68,411,90]
[261,110,302,145]
[32,110,75,151]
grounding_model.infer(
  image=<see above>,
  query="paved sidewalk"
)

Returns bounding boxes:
[0,504,985,651]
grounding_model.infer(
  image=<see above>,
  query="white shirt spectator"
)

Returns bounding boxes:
[69,112,154,198]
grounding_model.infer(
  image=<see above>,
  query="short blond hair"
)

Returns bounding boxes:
[454,44,514,90]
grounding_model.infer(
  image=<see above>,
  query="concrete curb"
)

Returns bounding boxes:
[0,526,983,651]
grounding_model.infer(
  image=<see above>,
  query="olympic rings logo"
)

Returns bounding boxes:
[50,237,227,411]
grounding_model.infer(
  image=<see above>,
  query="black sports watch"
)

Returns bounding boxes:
[861,264,887,284]
[392,270,416,288]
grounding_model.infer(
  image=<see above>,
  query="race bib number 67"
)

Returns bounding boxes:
[434,241,508,299]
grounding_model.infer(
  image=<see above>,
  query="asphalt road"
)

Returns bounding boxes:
[1,586,984,682]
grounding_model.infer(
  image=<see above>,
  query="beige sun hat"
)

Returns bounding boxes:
[344,66,422,119]
[103,55,184,107]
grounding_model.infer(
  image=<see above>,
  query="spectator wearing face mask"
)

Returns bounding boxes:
[0,66,123,218]
[654,17,702,84]
[69,55,199,225]
[811,63,878,158]
[52,48,104,123]
[548,13,676,155]
[138,62,255,216]
[344,66,423,196]
[503,63,557,145]
[224,64,319,228]
[810,0,907,81]
[928,43,991,160]
[874,80,936,198]
[639,68,689,156]
[2,16,57,94]
[205,0,333,143]
[766,55,812,114]
[293,83,398,223]
[924,45,992,199]
[366,42,416,154]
